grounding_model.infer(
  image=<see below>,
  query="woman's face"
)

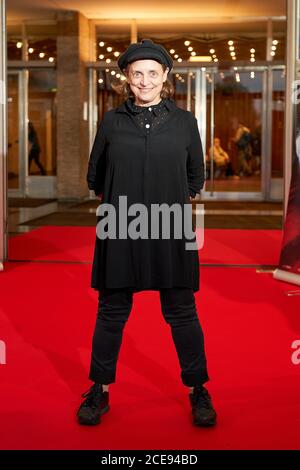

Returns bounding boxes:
[126,59,169,104]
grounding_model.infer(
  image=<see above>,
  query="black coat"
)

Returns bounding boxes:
[87,97,205,292]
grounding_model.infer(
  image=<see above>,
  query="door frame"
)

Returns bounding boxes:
[7,69,28,197]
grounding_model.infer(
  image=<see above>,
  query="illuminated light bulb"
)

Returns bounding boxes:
[16,41,22,48]
[98,78,103,83]
[272,40,278,45]
[271,45,276,51]
[251,53,255,57]
[209,49,215,54]
[107,46,113,52]
[105,68,109,72]
[250,71,255,78]
[39,52,45,58]
[228,40,234,46]
[232,56,237,60]
[111,70,116,75]
[184,40,190,46]
[229,46,235,51]
[201,67,206,71]
[174,54,179,59]
[106,58,111,63]
[212,54,216,58]
[250,48,255,53]
[48,57,54,62]
[214,58,218,62]
[188,46,193,51]
[114,51,120,57]
[170,49,175,54]
[230,51,235,56]
[120,76,126,81]
[99,41,105,47]
[177,58,183,62]
[99,54,104,59]
[28,48,34,54]
[116,73,120,78]
[270,51,276,56]
[191,51,196,56]
[250,57,255,62]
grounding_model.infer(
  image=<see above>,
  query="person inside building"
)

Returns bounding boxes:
[77,39,217,428]
[28,121,46,175]
[230,121,253,176]
[208,137,237,178]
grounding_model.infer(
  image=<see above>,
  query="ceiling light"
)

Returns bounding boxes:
[111,70,116,75]
[272,40,279,45]
[209,49,215,54]
[170,49,175,54]
[271,45,276,51]
[228,40,234,46]
[98,78,103,83]
[48,57,54,62]
[174,54,179,59]
[28,48,34,53]
[188,46,193,51]
[16,41,22,48]
[99,41,105,47]
[229,46,235,51]
[230,51,235,56]
[99,54,104,59]
[191,51,196,56]
[270,51,276,56]
[39,52,45,58]
[114,51,120,57]
[250,48,255,53]
[184,41,190,46]
[177,58,183,62]
[250,57,255,62]
[106,58,111,63]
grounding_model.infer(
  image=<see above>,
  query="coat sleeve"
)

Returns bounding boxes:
[186,115,205,197]
[86,113,109,197]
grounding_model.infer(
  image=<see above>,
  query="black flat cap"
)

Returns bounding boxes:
[117,38,173,73]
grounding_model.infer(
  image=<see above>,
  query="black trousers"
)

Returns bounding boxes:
[89,287,209,387]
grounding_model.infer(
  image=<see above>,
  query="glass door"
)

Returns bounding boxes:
[203,67,266,200]
[7,71,26,195]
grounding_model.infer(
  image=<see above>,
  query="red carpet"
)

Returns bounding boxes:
[1,256,300,449]
[8,226,282,265]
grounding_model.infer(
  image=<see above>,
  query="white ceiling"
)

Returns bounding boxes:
[7,0,286,22]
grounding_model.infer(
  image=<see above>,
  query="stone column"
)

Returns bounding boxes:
[56,11,96,199]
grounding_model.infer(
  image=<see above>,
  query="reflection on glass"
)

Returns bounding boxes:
[28,69,57,175]
[7,75,19,189]
[206,70,263,192]
[272,69,285,178]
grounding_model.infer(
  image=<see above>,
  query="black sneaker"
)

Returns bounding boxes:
[189,386,217,427]
[77,383,109,425]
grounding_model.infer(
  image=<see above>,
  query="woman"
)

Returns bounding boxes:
[77,39,217,427]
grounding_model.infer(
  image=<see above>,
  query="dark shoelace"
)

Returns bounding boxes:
[81,385,103,409]
[192,387,212,409]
